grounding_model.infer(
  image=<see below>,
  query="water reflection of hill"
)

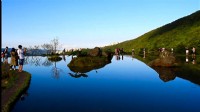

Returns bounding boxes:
[136,55,200,86]
[176,64,200,86]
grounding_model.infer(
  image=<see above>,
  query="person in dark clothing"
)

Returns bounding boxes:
[4,46,9,64]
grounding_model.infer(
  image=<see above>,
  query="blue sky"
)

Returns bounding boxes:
[2,0,200,49]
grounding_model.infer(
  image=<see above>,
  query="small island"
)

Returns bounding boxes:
[68,47,113,74]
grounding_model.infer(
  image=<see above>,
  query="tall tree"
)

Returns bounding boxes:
[41,37,62,55]
[51,37,59,54]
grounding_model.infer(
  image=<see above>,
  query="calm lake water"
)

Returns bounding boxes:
[10,55,200,112]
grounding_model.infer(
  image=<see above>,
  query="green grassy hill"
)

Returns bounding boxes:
[103,10,200,54]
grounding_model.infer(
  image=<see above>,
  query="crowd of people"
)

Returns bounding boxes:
[1,45,198,70]
[116,47,198,63]
[115,48,124,60]
[1,45,26,72]
[185,47,196,64]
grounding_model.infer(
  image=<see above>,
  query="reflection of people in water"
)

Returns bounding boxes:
[186,55,189,63]
[115,55,120,60]
[115,53,123,60]
[192,56,196,65]
[20,91,29,101]
[62,55,66,61]
[192,59,196,65]
[68,72,88,78]
[72,55,74,59]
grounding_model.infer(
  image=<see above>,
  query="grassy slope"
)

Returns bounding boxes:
[103,10,200,54]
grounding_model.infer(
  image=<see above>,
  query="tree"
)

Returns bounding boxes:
[51,37,60,54]
[41,37,62,55]
[41,43,53,55]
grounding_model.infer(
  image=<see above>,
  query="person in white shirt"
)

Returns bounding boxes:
[17,45,25,72]
[186,48,189,55]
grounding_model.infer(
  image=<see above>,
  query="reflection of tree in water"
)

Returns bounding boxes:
[24,56,64,79]
[24,57,28,65]
[42,58,53,67]
[24,56,42,66]
[62,55,66,62]
[24,56,53,67]
[50,55,66,79]
[51,61,63,79]
[20,91,29,101]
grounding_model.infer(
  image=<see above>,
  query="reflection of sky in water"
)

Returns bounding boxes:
[11,56,200,112]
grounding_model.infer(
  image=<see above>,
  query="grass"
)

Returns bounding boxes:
[1,63,18,89]
[103,10,200,55]
[1,63,31,112]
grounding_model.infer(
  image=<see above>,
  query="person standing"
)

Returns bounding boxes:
[4,46,9,64]
[115,48,118,55]
[132,49,135,56]
[17,45,25,72]
[1,52,5,62]
[143,48,146,58]
[121,48,124,55]
[10,48,17,70]
[15,49,19,67]
[192,47,196,58]
[186,47,189,55]
[186,55,189,63]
